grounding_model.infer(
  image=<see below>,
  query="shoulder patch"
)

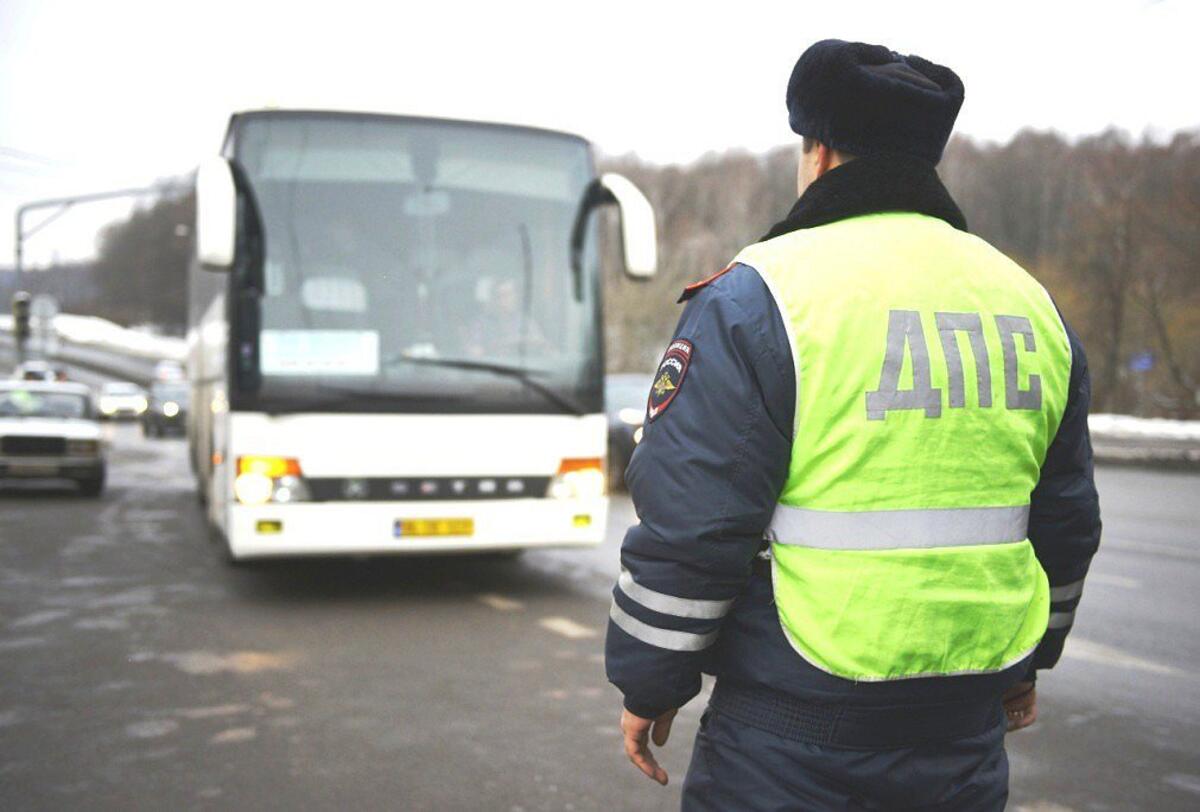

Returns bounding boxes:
[678,264,735,303]
[647,339,693,421]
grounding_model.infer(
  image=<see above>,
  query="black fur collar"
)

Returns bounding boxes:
[761,152,967,241]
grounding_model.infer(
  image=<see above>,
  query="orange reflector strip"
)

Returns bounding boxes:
[556,457,603,475]
[573,514,592,528]
[238,456,302,478]
[256,520,283,534]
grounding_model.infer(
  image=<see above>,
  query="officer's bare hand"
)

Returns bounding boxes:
[1003,681,1037,732]
[620,707,677,785]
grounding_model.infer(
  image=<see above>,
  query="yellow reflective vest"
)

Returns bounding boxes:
[734,212,1072,680]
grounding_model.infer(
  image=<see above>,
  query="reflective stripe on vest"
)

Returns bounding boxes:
[765,504,1030,550]
[734,212,1071,681]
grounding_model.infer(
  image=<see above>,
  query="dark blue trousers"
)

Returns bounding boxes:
[681,706,1009,811]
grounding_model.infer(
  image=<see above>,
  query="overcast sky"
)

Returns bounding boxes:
[1,0,1196,266]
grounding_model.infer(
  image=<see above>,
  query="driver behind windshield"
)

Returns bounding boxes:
[462,275,550,360]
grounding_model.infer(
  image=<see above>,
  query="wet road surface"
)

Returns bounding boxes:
[1,370,1198,810]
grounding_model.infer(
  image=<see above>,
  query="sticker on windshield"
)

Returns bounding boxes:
[260,330,380,376]
[647,339,692,422]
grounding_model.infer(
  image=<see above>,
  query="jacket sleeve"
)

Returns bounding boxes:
[1026,319,1102,677]
[604,265,795,719]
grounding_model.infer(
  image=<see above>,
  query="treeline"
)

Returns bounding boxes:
[11,181,195,334]
[44,128,1198,418]
[602,129,1200,418]
[88,182,195,332]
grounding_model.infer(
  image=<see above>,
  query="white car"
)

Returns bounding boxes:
[97,381,148,420]
[0,381,106,496]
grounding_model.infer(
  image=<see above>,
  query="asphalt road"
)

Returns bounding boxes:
[1,369,1198,810]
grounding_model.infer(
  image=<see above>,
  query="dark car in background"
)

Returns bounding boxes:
[142,380,189,438]
[605,373,651,492]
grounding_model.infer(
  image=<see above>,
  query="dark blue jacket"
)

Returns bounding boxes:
[605,155,1102,720]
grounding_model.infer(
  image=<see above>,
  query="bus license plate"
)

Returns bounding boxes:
[394,518,474,538]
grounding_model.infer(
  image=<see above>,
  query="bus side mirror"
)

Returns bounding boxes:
[196,157,237,271]
[571,173,657,287]
[599,173,657,279]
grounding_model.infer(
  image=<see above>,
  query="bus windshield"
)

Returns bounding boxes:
[233,113,601,413]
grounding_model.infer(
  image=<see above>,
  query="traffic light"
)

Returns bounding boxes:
[12,291,32,342]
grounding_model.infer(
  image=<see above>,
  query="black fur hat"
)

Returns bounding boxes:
[786,39,964,165]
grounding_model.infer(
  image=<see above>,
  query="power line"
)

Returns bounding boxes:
[0,145,68,167]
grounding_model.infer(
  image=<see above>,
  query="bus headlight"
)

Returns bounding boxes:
[618,407,644,427]
[235,456,309,504]
[271,475,310,504]
[547,458,605,500]
[161,401,180,417]
[233,471,274,505]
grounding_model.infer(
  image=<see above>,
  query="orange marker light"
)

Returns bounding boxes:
[237,456,302,478]
[556,457,603,475]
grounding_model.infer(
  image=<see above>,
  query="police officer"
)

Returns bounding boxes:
[605,39,1101,810]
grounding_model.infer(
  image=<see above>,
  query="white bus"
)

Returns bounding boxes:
[188,110,656,561]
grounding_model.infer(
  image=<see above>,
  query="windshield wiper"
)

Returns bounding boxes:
[384,354,588,416]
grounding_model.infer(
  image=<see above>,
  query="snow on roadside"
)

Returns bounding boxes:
[5,313,1200,445]
[52,314,185,361]
[0,312,184,362]
[1089,414,1200,443]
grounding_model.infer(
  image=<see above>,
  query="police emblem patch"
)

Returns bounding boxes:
[647,339,693,421]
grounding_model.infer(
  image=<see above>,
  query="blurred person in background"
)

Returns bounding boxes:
[605,39,1101,810]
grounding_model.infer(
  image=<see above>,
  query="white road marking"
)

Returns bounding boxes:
[476,593,524,612]
[174,704,250,720]
[1015,803,1077,812]
[1163,774,1200,796]
[210,727,257,744]
[1087,572,1141,589]
[9,609,70,628]
[538,617,598,640]
[156,650,297,675]
[259,692,295,710]
[125,719,179,739]
[1062,637,1180,676]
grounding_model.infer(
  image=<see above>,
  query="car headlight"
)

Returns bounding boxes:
[133,397,148,414]
[99,399,116,415]
[67,439,100,456]
[618,407,644,427]
[547,457,605,500]
[161,401,180,417]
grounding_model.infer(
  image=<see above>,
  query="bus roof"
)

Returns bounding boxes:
[225,108,592,148]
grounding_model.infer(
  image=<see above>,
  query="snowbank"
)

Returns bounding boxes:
[51,314,185,362]
[1089,414,1200,443]
[0,312,184,362]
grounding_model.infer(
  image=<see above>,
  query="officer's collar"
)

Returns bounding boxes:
[761,152,968,241]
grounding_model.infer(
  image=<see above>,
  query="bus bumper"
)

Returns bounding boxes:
[226,497,608,559]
